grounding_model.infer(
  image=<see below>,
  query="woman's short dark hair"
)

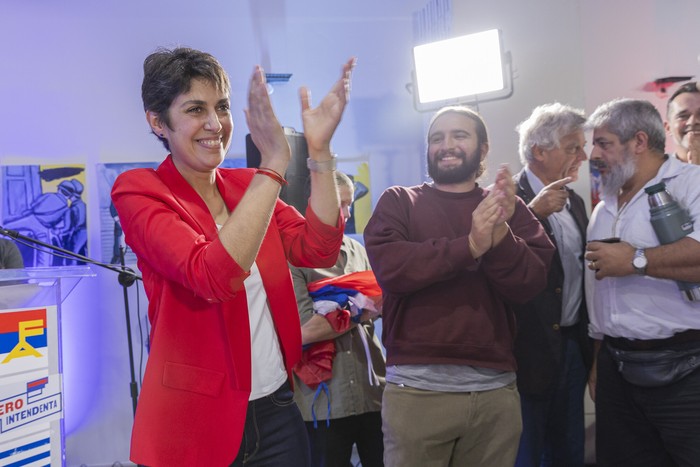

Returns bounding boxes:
[141,47,230,149]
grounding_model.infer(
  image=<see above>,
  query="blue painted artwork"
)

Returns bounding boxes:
[1,165,87,267]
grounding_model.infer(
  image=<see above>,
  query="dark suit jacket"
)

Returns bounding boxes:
[513,169,593,395]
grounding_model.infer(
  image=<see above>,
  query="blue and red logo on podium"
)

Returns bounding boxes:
[0,307,61,463]
[0,309,48,375]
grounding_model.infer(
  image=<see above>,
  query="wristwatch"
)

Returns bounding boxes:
[307,154,337,173]
[632,248,648,275]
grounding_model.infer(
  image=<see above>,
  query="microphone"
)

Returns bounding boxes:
[0,226,20,239]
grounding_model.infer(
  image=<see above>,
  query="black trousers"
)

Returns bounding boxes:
[305,411,384,467]
[595,342,700,467]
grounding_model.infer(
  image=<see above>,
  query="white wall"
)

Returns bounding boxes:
[1,0,699,464]
[451,0,587,197]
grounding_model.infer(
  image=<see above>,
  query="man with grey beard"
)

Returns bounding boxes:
[584,98,700,466]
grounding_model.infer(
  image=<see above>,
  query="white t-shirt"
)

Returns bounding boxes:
[216,224,287,399]
[245,261,288,400]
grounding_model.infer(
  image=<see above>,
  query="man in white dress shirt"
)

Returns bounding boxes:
[584,98,700,467]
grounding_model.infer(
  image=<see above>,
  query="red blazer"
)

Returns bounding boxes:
[111,156,343,467]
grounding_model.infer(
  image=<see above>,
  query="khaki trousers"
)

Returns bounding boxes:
[382,381,522,467]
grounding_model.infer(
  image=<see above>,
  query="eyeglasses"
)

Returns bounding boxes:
[562,145,584,155]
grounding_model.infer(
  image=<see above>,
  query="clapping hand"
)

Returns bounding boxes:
[469,165,515,258]
[300,57,356,155]
[245,66,290,171]
[492,164,515,226]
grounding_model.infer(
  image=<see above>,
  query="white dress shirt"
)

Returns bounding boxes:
[526,168,584,326]
[585,157,700,340]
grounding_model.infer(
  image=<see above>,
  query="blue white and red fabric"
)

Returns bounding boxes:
[309,285,363,327]
[293,270,382,426]
[307,270,382,296]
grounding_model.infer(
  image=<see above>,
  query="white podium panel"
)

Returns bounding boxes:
[0,266,94,466]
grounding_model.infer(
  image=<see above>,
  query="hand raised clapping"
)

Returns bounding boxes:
[469,164,515,258]
[245,66,291,172]
[300,57,356,155]
[244,58,356,171]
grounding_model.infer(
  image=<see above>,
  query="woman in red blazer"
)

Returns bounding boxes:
[111,47,354,467]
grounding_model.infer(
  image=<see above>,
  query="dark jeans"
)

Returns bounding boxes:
[231,381,311,467]
[305,411,384,467]
[596,342,700,467]
[515,332,587,467]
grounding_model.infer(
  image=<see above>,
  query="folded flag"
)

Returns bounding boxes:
[293,270,383,427]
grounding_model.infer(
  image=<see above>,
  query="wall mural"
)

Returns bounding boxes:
[1,164,87,267]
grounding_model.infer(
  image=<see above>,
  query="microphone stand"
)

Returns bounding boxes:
[0,226,142,417]
[118,246,139,416]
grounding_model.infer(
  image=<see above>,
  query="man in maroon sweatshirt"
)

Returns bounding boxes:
[364,105,554,467]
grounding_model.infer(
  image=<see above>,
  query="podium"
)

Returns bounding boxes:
[0,266,95,466]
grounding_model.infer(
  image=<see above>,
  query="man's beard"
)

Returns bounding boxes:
[601,148,636,198]
[427,147,481,184]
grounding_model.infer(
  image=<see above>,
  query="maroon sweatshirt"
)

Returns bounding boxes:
[364,183,554,372]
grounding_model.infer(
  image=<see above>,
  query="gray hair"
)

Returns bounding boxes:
[516,103,586,165]
[334,171,354,191]
[586,98,665,153]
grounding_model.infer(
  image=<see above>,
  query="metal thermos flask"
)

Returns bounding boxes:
[645,182,700,301]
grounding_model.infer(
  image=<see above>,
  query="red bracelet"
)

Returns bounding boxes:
[256,167,288,186]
